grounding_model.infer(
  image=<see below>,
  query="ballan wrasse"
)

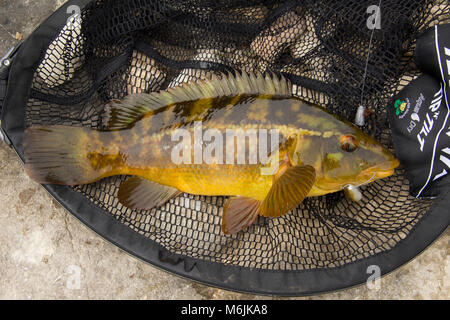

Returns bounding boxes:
[24,72,399,234]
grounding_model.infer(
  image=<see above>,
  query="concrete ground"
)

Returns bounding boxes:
[0,0,449,300]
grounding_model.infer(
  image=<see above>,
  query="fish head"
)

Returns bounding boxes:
[300,124,400,192]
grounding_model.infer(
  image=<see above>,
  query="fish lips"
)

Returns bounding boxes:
[359,158,400,181]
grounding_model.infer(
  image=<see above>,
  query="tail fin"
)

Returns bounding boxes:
[24,125,104,185]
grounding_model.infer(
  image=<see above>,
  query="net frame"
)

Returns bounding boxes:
[1,0,449,295]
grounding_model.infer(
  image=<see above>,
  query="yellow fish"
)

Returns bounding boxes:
[24,72,399,234]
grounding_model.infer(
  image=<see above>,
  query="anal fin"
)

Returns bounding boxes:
[118,177,181,210]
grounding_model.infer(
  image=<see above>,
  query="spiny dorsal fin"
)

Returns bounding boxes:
[102,71,292,130]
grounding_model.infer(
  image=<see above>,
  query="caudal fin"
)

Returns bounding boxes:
[24,125,103,185]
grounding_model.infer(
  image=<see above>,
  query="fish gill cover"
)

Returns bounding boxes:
[26,0,449,270]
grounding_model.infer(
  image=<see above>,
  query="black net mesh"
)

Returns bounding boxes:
[25,0,449,270]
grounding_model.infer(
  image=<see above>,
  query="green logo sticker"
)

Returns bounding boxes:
[394,99,407,116]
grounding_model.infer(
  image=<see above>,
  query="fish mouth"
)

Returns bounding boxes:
[359,158,400,181]
[315,158,400,192]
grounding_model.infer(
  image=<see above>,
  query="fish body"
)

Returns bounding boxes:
[24,72,399,234]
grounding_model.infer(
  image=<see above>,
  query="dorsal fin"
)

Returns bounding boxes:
[102,71,292,130]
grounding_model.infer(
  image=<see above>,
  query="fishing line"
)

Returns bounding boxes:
[347,1,383,199]
[344,171,377,190]
[343,172,377,202]
[355,0,382,126]
[344,172,377,188]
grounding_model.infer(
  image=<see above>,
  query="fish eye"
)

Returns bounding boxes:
[340,134,359,152]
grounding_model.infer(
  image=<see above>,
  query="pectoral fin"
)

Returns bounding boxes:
[222,197,261,235]
[118,177,181,210]
[222,165,315,234]
[260,165,316,217]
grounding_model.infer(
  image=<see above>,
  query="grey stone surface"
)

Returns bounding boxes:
[0,0,448,300]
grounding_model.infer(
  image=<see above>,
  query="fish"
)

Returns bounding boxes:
[23,71,400,234]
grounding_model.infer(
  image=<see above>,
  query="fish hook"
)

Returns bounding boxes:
[343,172,377,202]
